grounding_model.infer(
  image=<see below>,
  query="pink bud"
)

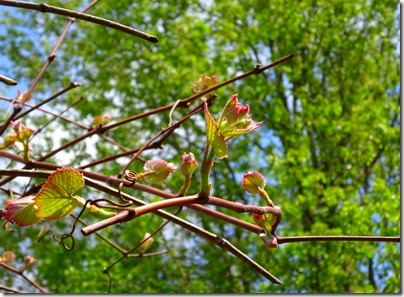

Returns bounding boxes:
[180,152,198,175]
[23,255,37,270]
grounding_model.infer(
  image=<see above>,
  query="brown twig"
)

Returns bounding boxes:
[0,285,25,293]
[0,0,158,43]
[0,0,99,135]
[0,96,86,128]
[14,82,80,120]
[118,95,215,176]
[161,236,189,285]
[277,235,400,244]
[0,262,48,293]
[0,74,17,85]
[127,250,168,257]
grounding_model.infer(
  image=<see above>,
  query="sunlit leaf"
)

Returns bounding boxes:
[35,167,85,220]
[242,171,266,194]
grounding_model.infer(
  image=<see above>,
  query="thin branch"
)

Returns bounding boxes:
[32,96,84,138]
[161,236,189,285]
[0,96,86,128]
[118,96,215,176]
[0,285,25,293]
[0,0,99,134]
[0,262,48,293]
[0,0,158,43]
[72,215,128,254]
[127,250,168,258]
[277,235,400,244]
[0,74,17,86]
[14,82,80,120]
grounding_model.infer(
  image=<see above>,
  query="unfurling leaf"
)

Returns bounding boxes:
[204,101,228,159]
[192,73,217,94]
[3,196,40,226]
[142,159,177,183]
[35,167,85,220]
[0,134,17,149]
[252,212,277,235]
[217,94,262,141]
[16,90,32,102]
[242,171,266,194]
[0,251,16,262]
[242,171,273,206]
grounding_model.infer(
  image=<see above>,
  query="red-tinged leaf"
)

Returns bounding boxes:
[142,159,177,183]
[217,94,262,140]
[3,196,40,226]
[204,101,228,159]
[252,212,276,235]
[242,171,266,194]
[35,167,85,220]
[1,251,16,262]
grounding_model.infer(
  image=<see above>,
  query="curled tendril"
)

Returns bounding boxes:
[92,198,132,208]
[124,170,138,184]
[60,233,75,251]
[36,229,74,251]
[37,229,58,243]
[53,199,95,252]
[118,170,138,203]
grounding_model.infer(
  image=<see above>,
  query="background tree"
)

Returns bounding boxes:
[0,0,400,293]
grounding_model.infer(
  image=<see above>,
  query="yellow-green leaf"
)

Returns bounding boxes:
[204,101,228,159]
[35,167,84,220]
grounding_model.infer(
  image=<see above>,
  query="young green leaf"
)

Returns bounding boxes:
[242,171,266,194]
[204,101,228,159]
[35,167,85,220]
[142,159,177,183]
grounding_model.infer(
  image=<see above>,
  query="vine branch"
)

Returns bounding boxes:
[0,0,158,43]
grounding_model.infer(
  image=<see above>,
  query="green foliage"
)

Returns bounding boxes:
[0,0,399,294]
